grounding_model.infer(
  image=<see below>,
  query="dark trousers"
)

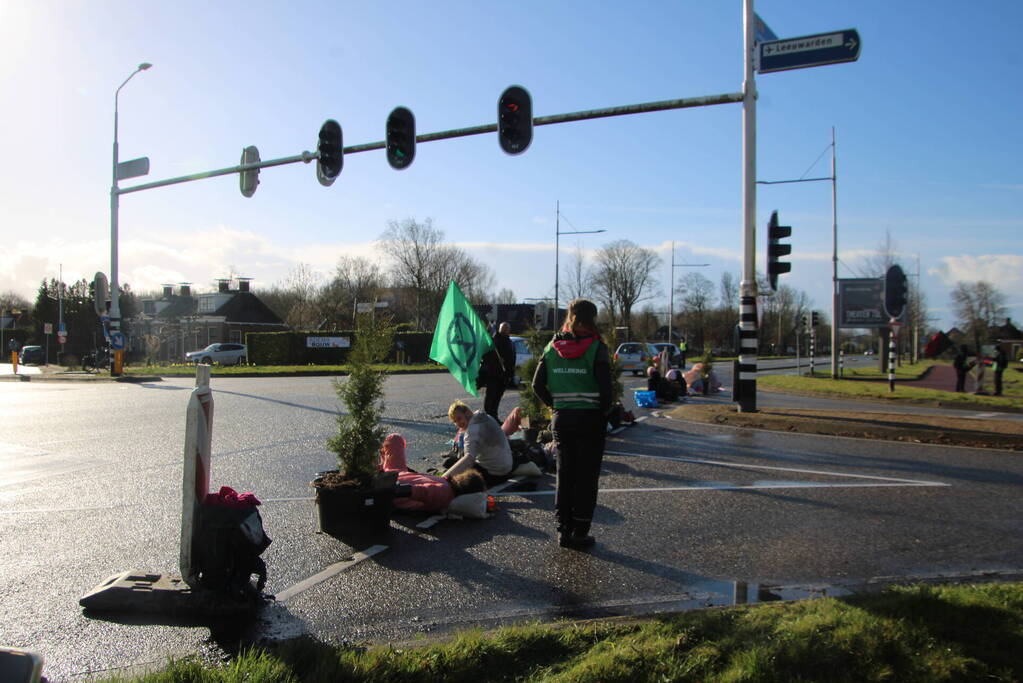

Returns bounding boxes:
[955,370,967,392]
[994,371,1004,396]
[553,411,606,535]
[483,379,506,421]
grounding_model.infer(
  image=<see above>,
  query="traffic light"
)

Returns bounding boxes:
[239,145,260,198]
[884,264,908,319]
[766,210,792,291]
[386,106,416,170]
[316,119,344,187]
[498,85,533,155]
[811,311,820,328]
[801,314,808,330]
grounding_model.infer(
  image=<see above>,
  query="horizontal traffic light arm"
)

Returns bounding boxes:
[118,90,744,195]
[117,150,319,195]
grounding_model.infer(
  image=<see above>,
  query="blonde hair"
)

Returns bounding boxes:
[447,400,472,422]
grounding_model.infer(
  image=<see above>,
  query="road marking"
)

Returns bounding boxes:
[604,449,948,486]
[275,544,388,602]
[495,481,943,498]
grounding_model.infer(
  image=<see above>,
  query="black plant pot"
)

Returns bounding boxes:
[314,471,397,548]
[523,427,539,443]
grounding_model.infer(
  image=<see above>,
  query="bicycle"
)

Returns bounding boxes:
[81,349,111,372]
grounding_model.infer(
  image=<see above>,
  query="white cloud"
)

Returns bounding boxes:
[929,254,1023,287]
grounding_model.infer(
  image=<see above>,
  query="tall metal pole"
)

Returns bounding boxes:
[830,127,839,377]
[554,200,559,331]
[737,0,759,412]
[669,242,675,344]
[110,63,151,375]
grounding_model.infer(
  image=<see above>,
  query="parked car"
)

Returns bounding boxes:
[613,342,660,376]
[509,336,533,383]
[185,343,247,366]
[18,345,45,365]
[652,343,682,368]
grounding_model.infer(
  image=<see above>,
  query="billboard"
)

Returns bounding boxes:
[838,278,896,328]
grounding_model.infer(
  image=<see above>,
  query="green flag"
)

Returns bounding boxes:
[430,281,494,397]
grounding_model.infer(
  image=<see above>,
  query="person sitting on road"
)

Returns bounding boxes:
[443,405,522,467]
[380,433,486,513]
[442,401,514,486]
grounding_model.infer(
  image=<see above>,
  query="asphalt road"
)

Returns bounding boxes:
[2,373,1021,680]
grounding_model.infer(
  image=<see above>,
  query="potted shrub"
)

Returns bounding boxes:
[312,314,396,541]
[518,330,552,442]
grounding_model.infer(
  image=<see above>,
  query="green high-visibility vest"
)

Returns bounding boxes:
[544,340,600,410]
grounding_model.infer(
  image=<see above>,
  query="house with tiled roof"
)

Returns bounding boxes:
[135,278,288,362]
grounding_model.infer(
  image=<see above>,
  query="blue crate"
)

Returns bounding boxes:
[633,390,658,408]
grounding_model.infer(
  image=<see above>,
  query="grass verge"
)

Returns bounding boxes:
[102,581,1023,682]
[759,371,1022,412]
[124,363,443,377]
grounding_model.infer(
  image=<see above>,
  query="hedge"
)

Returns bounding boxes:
[246,330,436,365]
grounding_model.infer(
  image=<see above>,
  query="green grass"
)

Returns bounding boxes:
[761,361,1022,411]
[100,582,1023,682]
[124,363,443,377]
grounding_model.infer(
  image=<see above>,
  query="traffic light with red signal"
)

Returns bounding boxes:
[498,85,533,155]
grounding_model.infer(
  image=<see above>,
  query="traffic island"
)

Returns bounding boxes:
[667,404,1023,451]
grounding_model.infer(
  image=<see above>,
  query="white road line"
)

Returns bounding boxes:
[604,449,948,487]
[494,481,944,498]
[275,544,388,602]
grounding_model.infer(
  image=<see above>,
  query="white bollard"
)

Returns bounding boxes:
[180,365,213,587]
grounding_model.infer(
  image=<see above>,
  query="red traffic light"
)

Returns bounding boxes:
[498,85,533,155]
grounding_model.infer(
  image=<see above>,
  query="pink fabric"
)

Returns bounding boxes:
[501,406,523,436]
[203,485,261,508]
[551,334,598,359]
[393,471,455,511]
[380,433,408,471]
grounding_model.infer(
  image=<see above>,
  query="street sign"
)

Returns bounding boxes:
[116,156,150,181]
[110,331,126,350]
[889,320,902,339]
[57,333,66,344]
[44,323,52,334]
[758,29,861,74]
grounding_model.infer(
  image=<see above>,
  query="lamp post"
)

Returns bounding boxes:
[554,200,605,330]
[110,62,152,375]
[667,241,709,349]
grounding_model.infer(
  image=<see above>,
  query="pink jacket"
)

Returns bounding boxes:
[380,433,455,512]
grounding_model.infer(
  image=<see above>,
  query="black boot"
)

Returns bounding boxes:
[562,522,595,549]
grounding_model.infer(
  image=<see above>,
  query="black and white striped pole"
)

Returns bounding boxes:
[888,319,901,392]
[839,347,844,377]
[737,0,759,412]
[810,326,816,376]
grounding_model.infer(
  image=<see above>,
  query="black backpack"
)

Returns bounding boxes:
[194,503,272,600]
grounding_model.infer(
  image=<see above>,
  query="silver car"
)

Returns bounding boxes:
[614,342,659,376]
[185,343,247,366]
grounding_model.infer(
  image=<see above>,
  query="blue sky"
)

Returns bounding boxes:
[1,1,1020,331]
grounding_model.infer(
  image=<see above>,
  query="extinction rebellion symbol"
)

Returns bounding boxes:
[446,312,479,372]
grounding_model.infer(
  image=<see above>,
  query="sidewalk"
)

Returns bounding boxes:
[908,364,975,393]
[0,363,161,382]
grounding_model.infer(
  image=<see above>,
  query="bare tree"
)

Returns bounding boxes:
[378,217,495,328]
[719,272,738,315]
[320,255,383,329]
[258,263,323,330]
[494,288,517,304]
[951,281,1007,351]
[675,272,715,352]
[589,239,661,331]
[563,244,591,301]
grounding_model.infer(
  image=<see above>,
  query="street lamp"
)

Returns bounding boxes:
[110,62,152,375]
[667,241,709,348]
[554,200,605,330]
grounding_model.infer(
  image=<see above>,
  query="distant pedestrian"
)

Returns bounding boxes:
[532,298,612,550]
[953,345,972,392]
[974,351,988,395]
[480,322,516,422]
[993,344,1008,396]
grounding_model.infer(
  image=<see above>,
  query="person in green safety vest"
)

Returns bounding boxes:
[678,338,687,369]
[532,298,612,550]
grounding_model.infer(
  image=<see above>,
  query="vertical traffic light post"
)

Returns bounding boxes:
[884,265,908,392]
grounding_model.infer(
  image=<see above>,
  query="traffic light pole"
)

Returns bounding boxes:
[737,0,759,412]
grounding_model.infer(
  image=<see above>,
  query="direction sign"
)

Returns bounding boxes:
[110,331,126,351]
[759,29,860,74]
